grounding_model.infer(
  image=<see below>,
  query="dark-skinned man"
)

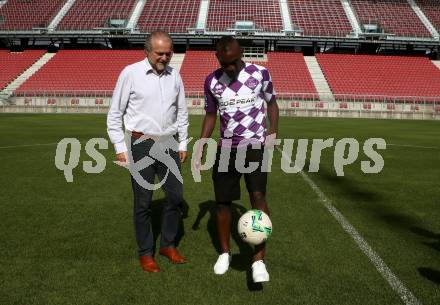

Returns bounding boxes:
[195,36,279,282]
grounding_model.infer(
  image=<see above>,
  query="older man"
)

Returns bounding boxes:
[107,31,189,273]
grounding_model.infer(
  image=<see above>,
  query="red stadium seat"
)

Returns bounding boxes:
[16,50,145,96]
[350,0,431,37]
[137,0,200,33]
[0,50,45,89]
[417,0,440,33]
[207,0,283,32]
[316,54,440,100]
[58,0,136,30]
[287,0,352,36]
[0,0,65,30]
[180,51,317,97]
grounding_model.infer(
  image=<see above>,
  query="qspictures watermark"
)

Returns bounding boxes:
[54,136,386,189]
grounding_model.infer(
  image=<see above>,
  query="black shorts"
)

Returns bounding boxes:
[212,145,267,203]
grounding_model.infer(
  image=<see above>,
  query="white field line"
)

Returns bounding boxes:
[0,143,57,149]
[388,143,440,150]
[276,146,421,305]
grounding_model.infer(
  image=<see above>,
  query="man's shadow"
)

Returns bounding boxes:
[411,227,440,253]
[411,227,440,285]
[192,200,264,291]
[150,198,188,251]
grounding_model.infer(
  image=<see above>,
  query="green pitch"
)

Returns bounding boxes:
[0,114,439,305]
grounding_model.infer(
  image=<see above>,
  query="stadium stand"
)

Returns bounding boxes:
[16,50,145,95]
[0,50,45,89]
[179,50,218,93]
[136,0,201,33]
[350,0,431,37]
[316,54,440,99]
[0,0,66,30]
[287,0,353,37]
[416,0,440,32]
[265,52,317,97]
[207,0,283,32]
[57,0,136,30]
[180,50,317,97]
[0,1,438,119]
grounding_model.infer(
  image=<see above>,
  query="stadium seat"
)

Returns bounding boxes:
[416,0,440,32]
[16,50,145,96]
[0,50,45,89]
[316,54,440,100]
[179,50,219,93]
[350,0,431,37]
[207,0,283,32]
[180,50,317,98]
[137,0,201,33]
[0,0,66,30]
[57,0,136,30]
[287,0,352,37]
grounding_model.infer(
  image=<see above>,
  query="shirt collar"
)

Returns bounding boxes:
[144,58,172,75]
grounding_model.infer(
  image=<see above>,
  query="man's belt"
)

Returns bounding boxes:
[131,132,159,141]
[131,132,174,141]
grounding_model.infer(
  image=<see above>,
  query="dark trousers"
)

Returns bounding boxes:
[130,137,183,257]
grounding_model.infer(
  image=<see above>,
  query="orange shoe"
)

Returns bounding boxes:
[159,247,186,264]
[139,256,160,273]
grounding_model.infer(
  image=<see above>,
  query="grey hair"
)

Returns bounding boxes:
[144,31,174,52]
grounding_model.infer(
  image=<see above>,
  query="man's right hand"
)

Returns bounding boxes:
[116,151,129,163]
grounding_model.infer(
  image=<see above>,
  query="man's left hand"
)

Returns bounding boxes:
[179,151,187,163]
[265,131,279,148]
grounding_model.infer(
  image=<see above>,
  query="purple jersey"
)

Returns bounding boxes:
[204,63,276,147]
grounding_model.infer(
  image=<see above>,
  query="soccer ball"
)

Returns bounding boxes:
[237,209,272,245]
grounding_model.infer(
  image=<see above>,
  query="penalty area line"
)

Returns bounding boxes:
[275,146,421,305]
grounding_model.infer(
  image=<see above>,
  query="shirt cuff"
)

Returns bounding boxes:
[114,141,128,154]
[178,140,187,152]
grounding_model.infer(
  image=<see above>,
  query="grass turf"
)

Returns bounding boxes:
[0,114,439,305]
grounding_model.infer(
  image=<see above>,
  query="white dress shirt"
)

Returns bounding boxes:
[107,59,189,153]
